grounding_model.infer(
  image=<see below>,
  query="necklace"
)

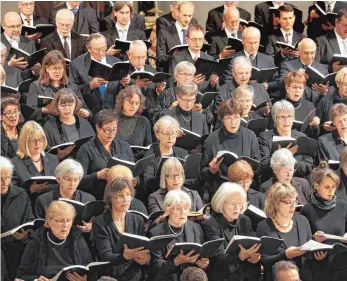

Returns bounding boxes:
[32,157,41,163]
[168,224,184,235]
[47,232,66,245]
[180,113,192,123]
[274,218,291,229]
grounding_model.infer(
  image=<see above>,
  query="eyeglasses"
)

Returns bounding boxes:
[277,168,296,175]
[187,37,204,42]
[160,131,177,137]
[237,180,252,186]
[62,177,80,184]
[112,194,132,201]
[101,127,117,134]
[172,205,190,212]
[2,110,20,118]
[52,218,73,225]
[224,115,241,122]
[91,47,107,53]
[166,174,183,179]
[177,72,194,78]
[280,199,298,207]
[233,71,251,78]
[226,20,240,25]
[132,56,147,61]
[48,66,64,72]
[224,201,244,208]
[276,115,294,121]
[289,86,304,91]
[20,2,34,7]
[179,97,196,104]
[0,177,11,182]
[28,138,44,144]
[3,24,22,30]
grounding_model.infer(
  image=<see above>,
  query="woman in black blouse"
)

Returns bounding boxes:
[17,201,93,281]
[201,182,261,281]
[43,88,95,160]
[93,178,150,281]
[115,85,152,160]
[1,156,34,281]
[301,162,347,281]
[199,98,260,199]
[256,182,313,281]
[1,97,22,159]
[76,110,134,200]
[148,189,209,281]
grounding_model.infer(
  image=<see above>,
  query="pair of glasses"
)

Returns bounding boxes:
[28,138,44,144]
[3,24,22,30]
[276,115,294,121]
[101,127,117,134]
[62,177,80,184]
[166,174,183,179]
[179,97,196,104]
[280,200,298,207]
[224,201,243,208]
[2,110,20,118]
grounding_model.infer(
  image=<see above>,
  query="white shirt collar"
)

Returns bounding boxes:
[116,22,130,31]
[57,31,71,40]
[243,49,257,59]
[20,13,34,26]
[188,48,200,60]
[175,21,187,33]
[4,32,20,45]
[272,1,284,8]
[66,2,79,10]
[224,27,238,38]
[91,55,107,64]
[335,28,347,42]
[325,1,336,11]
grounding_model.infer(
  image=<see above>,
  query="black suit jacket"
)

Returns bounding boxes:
[19,14,49,25]
[155,12,198,36]
[69,53,122,116]
[49,3,99,34]
[3,64,23,88]
[99,13,146,32]
[40,30,86,60]
[265,28,306,67]
[205,5,251,33]
[317,130,344,162]
[207,30,242,58]
[316,30,342,68]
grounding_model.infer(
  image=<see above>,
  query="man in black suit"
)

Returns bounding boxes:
[1,12,40,79]
[40,9,86,60]
[49,1,99,35]
[69,33,125,116]
[101,2,146,60]
[307,1,347,40]
[279,38,332,106]
[266,4,306,67]
[156,1,198,36]
[316,8,347,73]
[100,2,146,32]
[206,1,251,34]
[156,1,195,72]
[208,6,242,59]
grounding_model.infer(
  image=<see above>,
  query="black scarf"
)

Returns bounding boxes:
[310,190,337,210]
[285,96,301,109]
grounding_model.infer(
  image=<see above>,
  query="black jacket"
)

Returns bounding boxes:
[100,14,146,32]
[207,29,242,57]
[1,122,21,159]
[336,169,347,202]
[148,218,204,281]
[317,130,344,162]
[316,31,342,69]
[316,90,346,124]
[43,115,95,149]
[75,137,134,200]
[92,211,146,281]
[155,13,198,37]
[35,187,96,219]
[256,214,312,281]
[148,186,203,214]
[202,211,261,281]
[17,226,92,281]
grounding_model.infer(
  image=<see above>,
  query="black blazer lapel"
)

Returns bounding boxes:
[328,32,341,54]
[220,31,228,46]
[42,154,52,175]
[171,26,181,46]
[127,28,136,41]
[84,54,102,99]
[23,157,39,176]
[191,111,202,134]
[76,4,86,34]
[1,34,11,51]
[52,31,66,57]
[18,38,28,52]
[184,222,195,242]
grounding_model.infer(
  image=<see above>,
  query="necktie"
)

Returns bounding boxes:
[285,33,291,44]
[249,55,255,61]
[193,56,198,61]
[231,33,236,38]
[25,17,31,26]
[63,36,71,60]
[99,84,107,98]
[120,29,128,41]
[182,29,187,44]
[327,4,332,12]
[71,7,78,14]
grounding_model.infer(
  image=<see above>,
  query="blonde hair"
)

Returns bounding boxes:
[107,164,133,183]
[17,121,47,159]
[153,116,180,136]
[160,158,185,189]
[44,201,76,227]
[264,182,298,218]
[335,67,347,84]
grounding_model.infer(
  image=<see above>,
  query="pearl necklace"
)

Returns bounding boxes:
[274,218,292,229]
[47,232,66,245]
[168,224,184,235]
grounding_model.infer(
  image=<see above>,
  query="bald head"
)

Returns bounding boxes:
[298,38,317,65]
[2,12,22,39]
[242,27,261,55]
[223,6,240,32]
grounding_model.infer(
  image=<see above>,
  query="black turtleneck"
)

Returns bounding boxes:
[213,211,238,241]
[177,106,192,130]
[118,114,138,141]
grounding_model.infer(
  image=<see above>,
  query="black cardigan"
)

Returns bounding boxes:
[1,122,22,159]
[92,211,146,281]
[317,130,345,162]
[16,226,92,281]
[75,137,134,200]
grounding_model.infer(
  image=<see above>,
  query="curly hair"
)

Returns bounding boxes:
[115,85,145,116]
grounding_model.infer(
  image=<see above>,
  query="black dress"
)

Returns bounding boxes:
[201,211,261,281]
[92,211,147,281]
[336,169,347,202]
[1,122,21,159]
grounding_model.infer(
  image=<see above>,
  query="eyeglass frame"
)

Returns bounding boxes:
[2,110,21,118]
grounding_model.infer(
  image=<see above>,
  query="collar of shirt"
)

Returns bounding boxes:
[58,31,71,41]
[4,33,20,46]
[91,55,107,64]
[280,28,293,41]
[20,13,33,26]
[188,49,200,60]
[325,1,336,11]
[224,27,238,38]
[66,2,79,11]
[272,1,284,9]
[175,21,187,33]
[243,49,257,59]
[116,22,130,32]
[299,59,311,68]
[335,28,347,43]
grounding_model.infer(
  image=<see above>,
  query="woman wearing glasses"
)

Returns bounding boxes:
[301,162,347,281]
[256,182,312,281]
[93,178,150,281]
[317,103,347,162]
[148,158,203,214]
[42,88,95,160]
[202,183,261,281]
[148,189,209,281]
[258,100,314,183]
[76,110,134,200]
[143,116,187,189]
[17,201,93,281]
[11,121,59,196]
[260,149,311,206]
[1,97,22,159]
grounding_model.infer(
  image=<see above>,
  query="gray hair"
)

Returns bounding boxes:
[223,6,240,18]
[242,26,261,39]
[153,115,180,134]
[56,8,74,22]
[234,84,254,100]
[129,40,147,52]
[55,159,84,180]
[271,148,297,170]
[163,189,192,210]
[211,182,247,213]
[176,82,198,97]
[0,156,14,176]
[174,61,196,77]
[273,261,299,281]
[271,100,295,123]
[232,56,252,71]
[86,33,107,48]
[160,158,185,189]
[97,277,118,281]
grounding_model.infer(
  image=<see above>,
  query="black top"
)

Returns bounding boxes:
[1,122,21,159]
[75,137,134,200]
[317,130,345,162]
[92,211,146,281]
[317,90,346,125]
[336,169,347,202]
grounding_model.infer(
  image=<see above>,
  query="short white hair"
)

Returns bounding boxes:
[56,8,74,22]
[129,40,147,53]
[271,148,297,170]
[174,61,196,77]
[242,26,261,39]
[235,84,254,100]
[164,189,192,210]
[211,182,247,213]
[154,115,180,134]
[0,156,14,176]
[55,159,84,179]
[271,100,295,123]
[232,56,252,71]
